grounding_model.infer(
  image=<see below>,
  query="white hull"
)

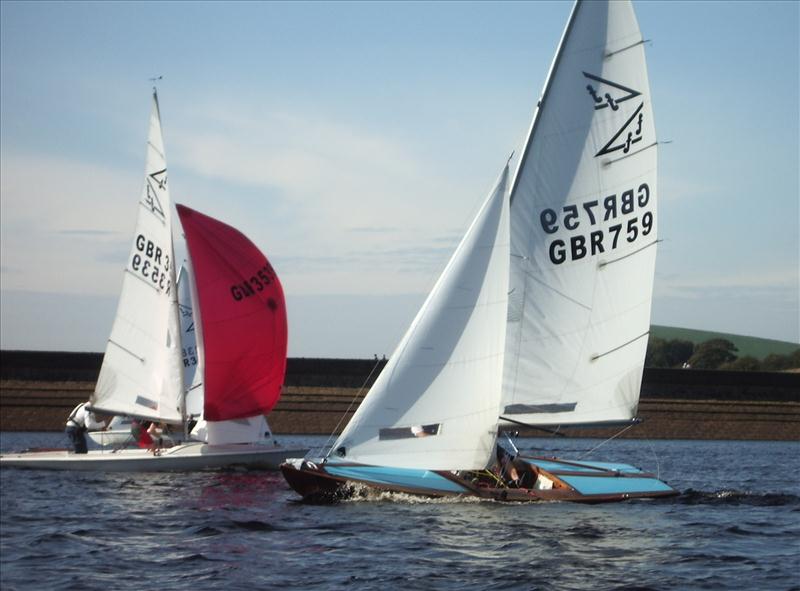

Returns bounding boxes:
[87,429,180,448]
[0,442,309,472]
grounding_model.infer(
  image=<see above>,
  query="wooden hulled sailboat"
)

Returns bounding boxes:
[281,0,678,502]
[1,92,306,471]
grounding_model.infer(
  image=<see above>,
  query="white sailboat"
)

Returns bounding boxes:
[1,91,306,471]
[281,0,678,502]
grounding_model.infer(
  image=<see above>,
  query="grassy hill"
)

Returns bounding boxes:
[650,325,799,360]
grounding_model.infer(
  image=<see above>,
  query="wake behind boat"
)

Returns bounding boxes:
[281,0,678,503]
[1,91,306,472]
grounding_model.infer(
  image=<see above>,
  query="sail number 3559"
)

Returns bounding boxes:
[540,183,654,265]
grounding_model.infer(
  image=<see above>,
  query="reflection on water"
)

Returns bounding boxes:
[2,434,799,590]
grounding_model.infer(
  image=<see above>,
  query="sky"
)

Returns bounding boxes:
[1,0,798,358]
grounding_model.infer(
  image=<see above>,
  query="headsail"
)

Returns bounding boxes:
[92,91,184,424]
[176,205,288,422]
[331,164,511,471]
[177,266,204,418]
[502,0,657,427]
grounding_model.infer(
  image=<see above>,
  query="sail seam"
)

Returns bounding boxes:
[590,331,649,361]
[521,266,592,310]
[598,239,659,268]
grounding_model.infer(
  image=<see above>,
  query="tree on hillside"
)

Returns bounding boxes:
[646,337,694,368]
[761,351,800,371]
[645,337,668,367]
[720,356,761,371]
[687,339,738,369]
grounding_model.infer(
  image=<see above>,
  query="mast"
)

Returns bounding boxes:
[509,1,581,203]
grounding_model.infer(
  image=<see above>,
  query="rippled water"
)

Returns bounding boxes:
[1,434,798,590]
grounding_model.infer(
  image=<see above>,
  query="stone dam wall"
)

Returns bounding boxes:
[1,351,798,440]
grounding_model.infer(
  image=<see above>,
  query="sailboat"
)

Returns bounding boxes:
[0,91,307,471]
[281,0,678,502]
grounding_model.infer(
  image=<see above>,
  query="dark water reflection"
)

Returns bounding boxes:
[2,434,798,590]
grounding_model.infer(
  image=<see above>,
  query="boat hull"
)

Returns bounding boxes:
[0,442,309,472]
[281,455,679,503]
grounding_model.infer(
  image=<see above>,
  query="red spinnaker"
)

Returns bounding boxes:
[176,204,288,421]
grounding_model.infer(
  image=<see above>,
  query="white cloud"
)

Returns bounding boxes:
[166,100,490,295]
[0,151,140,295]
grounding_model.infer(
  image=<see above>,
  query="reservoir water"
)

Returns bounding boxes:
[1,433,798,590]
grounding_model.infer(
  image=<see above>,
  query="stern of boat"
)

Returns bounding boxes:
[518,456,679,503]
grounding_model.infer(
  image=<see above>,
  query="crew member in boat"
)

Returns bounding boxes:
[64,401,106,454]
[147,422,167,455]
[495,444,521,486]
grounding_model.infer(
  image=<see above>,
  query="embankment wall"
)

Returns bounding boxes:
[1,351,798,440]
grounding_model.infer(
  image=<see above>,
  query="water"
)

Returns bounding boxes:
[1,433,798,591]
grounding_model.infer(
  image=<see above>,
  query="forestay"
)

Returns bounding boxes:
[92,92,184,424]
[176,205,288,422]
[502,0,658,427]
[331,165,511,471]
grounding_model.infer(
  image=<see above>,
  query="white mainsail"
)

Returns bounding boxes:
[177,266,203,418]
[92,92,184,424]
[331,164,510,470]
[502,0,658,427]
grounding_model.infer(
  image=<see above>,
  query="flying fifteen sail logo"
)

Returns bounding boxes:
[583,72,640,111]
[145,168,167,220]
[178,303,194,332]
[583,72,646,158]
[596,103,645,157]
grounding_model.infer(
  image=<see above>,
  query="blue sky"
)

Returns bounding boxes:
[1,0,798,357]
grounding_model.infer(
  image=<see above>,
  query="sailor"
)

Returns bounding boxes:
[64,401,106,454]
[495,443,521,486]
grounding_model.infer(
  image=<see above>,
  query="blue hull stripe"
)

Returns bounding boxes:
[560,475,675,495]
[325,465,467,493]
[529,459,645,474]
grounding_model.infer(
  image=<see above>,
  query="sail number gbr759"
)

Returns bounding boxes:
[541,183,654,265]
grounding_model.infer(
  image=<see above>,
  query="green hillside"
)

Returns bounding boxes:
[650,325,799,360]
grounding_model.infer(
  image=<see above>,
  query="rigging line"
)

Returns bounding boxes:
[644,435,661,480]
[577,421,639,460]
[598,239,660,268]
[321,357,383,459]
